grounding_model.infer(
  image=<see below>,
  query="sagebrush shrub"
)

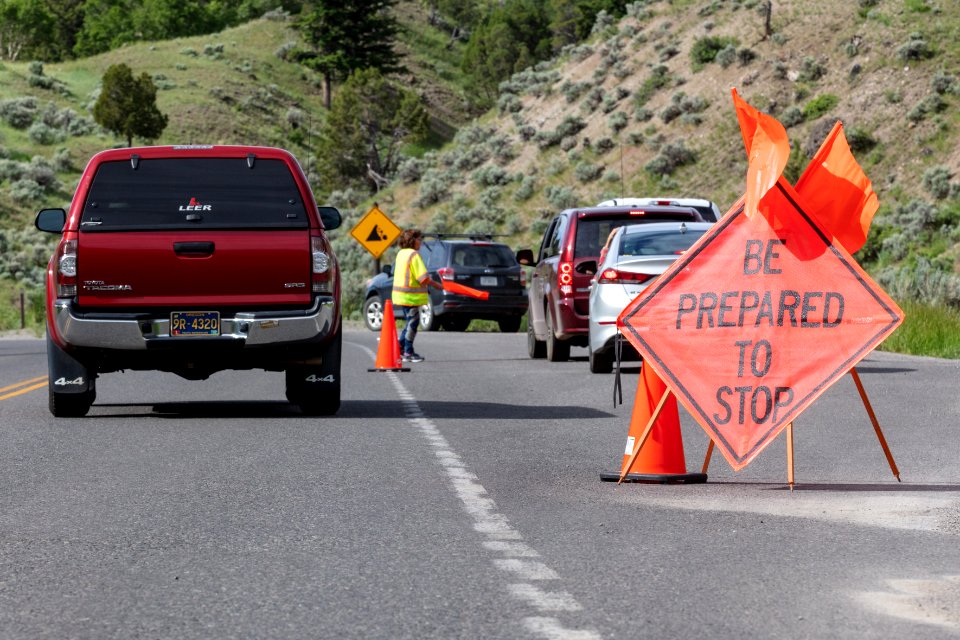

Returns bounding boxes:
[27,122,64,145]
[897,35,934,61]
[396,157,423,184]
[931,71,957,95]
[609,111,628,133]
[594,137,616,153]
[545,185,579,210]
[781,106,804,128]
[716,45,736,68]
[473,165,510,187]
[9,179,45,203]
[644,140,696,176]
[922,166,953,200]
[0,97,38,129]
[415,169,455,207]
[514,176,537,202]
[691,36,738,65]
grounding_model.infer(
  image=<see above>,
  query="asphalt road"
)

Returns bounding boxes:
[1,327,958,639]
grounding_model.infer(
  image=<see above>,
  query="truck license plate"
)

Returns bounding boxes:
[171,311,220,336]
[480,276,497,287]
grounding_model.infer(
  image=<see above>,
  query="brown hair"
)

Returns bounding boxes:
[399,228,423,249]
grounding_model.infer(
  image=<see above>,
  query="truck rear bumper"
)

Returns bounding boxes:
[53,297,337,350]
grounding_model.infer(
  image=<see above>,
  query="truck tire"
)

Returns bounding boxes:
[286,326,341,416]
[46,331,96,417]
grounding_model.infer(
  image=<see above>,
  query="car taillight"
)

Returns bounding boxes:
[311,236,334,294]
[57,238,77,297]
[597,268,655,285]
[558,261,573,295]
[437,267,454,281]
[520,269,526,287]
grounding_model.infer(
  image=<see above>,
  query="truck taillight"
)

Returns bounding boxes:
[57,239,77,297]
[597,268,655,285]
[558,261,573,296]
[311,236,334,294]
[437,267,454,281]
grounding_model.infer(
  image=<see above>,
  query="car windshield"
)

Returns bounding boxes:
[451,244,516,268]
[81,158,308,231]
[619,228,707,257]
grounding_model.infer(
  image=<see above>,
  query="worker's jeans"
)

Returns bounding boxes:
[397,305,420,355]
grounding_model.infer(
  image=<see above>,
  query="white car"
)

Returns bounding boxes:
[587,221,714,373]
[595,197,721,222]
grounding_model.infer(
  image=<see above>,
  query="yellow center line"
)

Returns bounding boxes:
[0,381,47,401]
[0,376,47,395]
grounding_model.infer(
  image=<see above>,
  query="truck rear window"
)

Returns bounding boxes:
[81,158,309,231]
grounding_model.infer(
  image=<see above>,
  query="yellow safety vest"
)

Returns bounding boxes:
[392,248,429,307]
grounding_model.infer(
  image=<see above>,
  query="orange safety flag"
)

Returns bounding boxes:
[442,279,489,300]
[732,88,790,220]
[794,121,878,254]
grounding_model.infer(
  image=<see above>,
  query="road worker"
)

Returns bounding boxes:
[392,229,442,362]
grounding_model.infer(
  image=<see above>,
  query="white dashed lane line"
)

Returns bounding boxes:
[357,343,600,640]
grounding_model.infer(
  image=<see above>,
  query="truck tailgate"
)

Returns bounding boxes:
[77,230,312,307]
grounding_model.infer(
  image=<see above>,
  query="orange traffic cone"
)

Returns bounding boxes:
[600,362,706,483]
[368,299,410,372]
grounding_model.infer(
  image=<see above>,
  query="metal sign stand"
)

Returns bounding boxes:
[699,366,901,488]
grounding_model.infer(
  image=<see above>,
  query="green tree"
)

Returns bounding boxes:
[295,0,403,109]
[75,0,230,57]
[39,0,83,60]
[461,0,551,108]
[92,63,168,147]
[315,68,428,192]
[0,0,55,60]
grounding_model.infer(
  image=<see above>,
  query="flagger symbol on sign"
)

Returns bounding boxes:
[617,89,904,473]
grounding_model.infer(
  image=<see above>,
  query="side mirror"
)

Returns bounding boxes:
[381,264,393,277]
[318,206,342,230]
[516,249,535,266]
[36,208,66,233]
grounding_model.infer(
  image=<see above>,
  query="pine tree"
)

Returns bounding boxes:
[92,63,168,147]
[316,68,427,192]
[296,0,402,109]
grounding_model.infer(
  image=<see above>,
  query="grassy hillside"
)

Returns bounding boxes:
[1,0,959,344]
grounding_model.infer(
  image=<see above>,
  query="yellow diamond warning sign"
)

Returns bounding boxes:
[350,205,401,259]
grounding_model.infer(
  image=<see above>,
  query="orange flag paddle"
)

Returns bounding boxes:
[442,280,489,300]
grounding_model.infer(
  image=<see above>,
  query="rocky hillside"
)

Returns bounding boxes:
[348,0,959,314]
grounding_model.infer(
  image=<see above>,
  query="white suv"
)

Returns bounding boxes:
[595,197,721,222]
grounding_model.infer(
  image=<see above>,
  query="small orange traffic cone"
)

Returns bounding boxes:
[368,298,410,372]
[600,362,706,483]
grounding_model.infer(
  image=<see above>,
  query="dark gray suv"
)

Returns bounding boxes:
[362,234,528,332]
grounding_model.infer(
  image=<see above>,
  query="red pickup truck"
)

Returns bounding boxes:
[35,145,343,417]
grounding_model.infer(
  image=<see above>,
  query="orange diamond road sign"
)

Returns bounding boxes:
[350,205,401,259]
[619,179,903,471]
